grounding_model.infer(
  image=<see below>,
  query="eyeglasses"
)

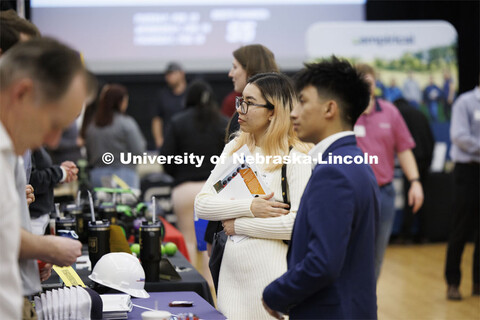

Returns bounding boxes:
[235,96,274,114]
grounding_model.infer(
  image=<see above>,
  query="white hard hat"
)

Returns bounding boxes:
[89,252,150,298]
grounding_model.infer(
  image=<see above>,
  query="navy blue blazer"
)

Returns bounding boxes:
[263,135,379,319]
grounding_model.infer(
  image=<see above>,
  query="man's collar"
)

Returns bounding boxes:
[0,121,14,152]
[308,131,355,169]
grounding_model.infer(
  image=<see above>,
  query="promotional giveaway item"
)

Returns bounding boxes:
[87,191,111,269]
[89,252,150,298]
[34,286,103,320]
[140,197,162,282]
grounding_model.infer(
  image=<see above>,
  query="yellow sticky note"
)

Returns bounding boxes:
[52,265,86,287]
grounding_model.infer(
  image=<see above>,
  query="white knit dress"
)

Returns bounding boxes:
[195,140,311,319]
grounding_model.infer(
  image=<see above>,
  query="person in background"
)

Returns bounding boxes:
[151,62,187,149]
[0,37,88,320]
[29,148,78,230]
[375,72,386,99]
[162,80,228,287]
[355,63,424,280]
[85,84,146,190]
[46,122,83,164]
[423,75,443,122]
[195,73,311,319]
[384,78,403,102]
[221,90,241,117]
[204,44,280,252]
[393,98,435,244]
[79,83,101,148]
[0,9,40,52]
[444,78,480,300]
[225,44,280,141]
[403,71,422,109]
[263,56,378,320]
[442,70,456,120]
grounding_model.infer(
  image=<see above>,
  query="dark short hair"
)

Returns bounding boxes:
[0,10,40,52]
[0,37,86,102]
[165,62,183,74]
[294,56,371,127]
[0,19,19,53]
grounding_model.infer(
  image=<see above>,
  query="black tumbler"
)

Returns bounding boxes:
[88,220,110,269]
[56,216,76,231]
[64,205,86,242]
[99,203,118,225]
[140,221,161,282]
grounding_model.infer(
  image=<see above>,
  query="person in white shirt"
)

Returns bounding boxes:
[0,37,90,319]
[445,81,480,300]
[195,73,311,319]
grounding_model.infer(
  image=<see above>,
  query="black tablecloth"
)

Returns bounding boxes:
[145,252,214,306]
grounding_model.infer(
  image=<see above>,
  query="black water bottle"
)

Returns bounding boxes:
[56,216,76,231]
[64,205,86,242]
[139,221,161,282]
[88,220,110,269]
[99,203,118,225]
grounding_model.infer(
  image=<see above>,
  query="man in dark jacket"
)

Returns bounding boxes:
[263,57,379,319]
[29,147,78,219]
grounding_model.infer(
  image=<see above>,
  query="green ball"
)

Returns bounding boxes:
[130,243,140,255]
[161,244,165,256]
[164,242,177,256]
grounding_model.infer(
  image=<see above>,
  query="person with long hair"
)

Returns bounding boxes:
[162,80,228,285]
[204,44,280,251]
[195,73,312,319]
[85,84,146,189]
[225,44,279,140]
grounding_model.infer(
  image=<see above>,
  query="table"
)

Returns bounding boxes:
[128,292,225,320]
[43,251,214,306]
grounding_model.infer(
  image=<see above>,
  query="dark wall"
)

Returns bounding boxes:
[0,1,16,11]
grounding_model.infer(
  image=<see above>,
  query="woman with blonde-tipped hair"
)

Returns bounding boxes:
[195,72,312,319]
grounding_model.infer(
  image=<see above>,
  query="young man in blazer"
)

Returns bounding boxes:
[262,57,380,319]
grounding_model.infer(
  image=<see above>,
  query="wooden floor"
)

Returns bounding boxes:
[378,243,479,320]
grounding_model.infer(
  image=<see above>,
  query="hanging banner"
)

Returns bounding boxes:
[306,20,457,123]
[306,21,458,169]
